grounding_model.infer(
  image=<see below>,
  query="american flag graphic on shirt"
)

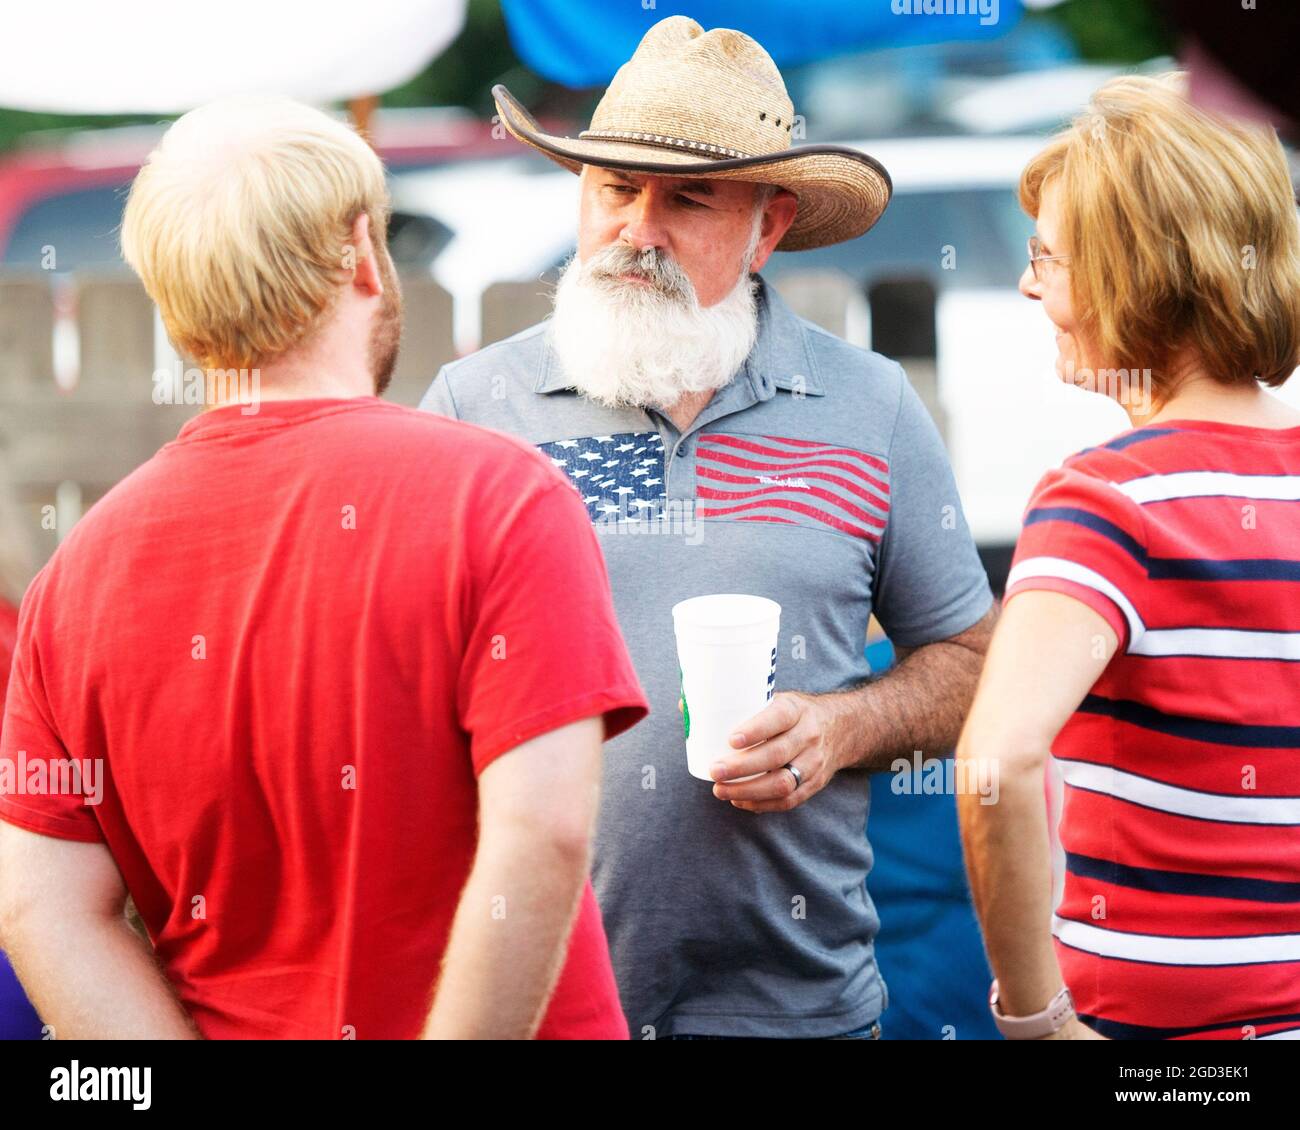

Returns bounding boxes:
[696,434,891,541]
[537,431,667,522]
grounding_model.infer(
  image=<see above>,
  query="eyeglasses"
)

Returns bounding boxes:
[1027,235,1070,281]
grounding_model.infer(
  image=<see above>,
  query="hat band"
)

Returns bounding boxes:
[578,127,752,160]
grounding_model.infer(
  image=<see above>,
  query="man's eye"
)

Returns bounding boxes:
[678,195,706,208]
[606,184,635,194]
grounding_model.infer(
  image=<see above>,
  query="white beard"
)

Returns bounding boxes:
[548,247,760,410]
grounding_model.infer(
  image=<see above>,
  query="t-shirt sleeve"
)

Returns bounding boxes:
[872,369,994,647]
[418,367,459,419]
[458,473,649,775]
[0,584,105,843]
[1004,462,1149,650]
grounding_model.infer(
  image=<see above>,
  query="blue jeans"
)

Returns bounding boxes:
[662,1020,882,1040]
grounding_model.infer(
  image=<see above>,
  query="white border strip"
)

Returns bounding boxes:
[1059,758,1300,825]
[1053,916,1300,966]
[1006,556,1144,645]
[1114,472,1300,505]
[1134,626,1300,661]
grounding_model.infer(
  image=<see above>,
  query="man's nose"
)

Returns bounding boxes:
[620,191,670,253]
[1018,263,1042,301]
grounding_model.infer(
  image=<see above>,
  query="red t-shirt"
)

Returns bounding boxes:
[1005,420,1300,1040]
[0,599,17,704]
[0,397,648,1039]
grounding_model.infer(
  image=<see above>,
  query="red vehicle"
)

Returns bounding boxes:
[0,108,521,274]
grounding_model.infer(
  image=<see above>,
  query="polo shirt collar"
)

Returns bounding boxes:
[533,274,827,399]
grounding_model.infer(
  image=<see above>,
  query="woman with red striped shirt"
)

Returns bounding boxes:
[957,74,1300,1040]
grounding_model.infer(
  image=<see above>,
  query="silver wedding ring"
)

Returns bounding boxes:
[786,763,803,789]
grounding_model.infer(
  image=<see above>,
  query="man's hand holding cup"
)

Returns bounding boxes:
[708,691,843,813]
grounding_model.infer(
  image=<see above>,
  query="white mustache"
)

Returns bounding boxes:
[585,244,694,302]
[548,250,759,411]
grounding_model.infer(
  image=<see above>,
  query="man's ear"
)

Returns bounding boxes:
[348,211,383,297]
[749,189,799,273]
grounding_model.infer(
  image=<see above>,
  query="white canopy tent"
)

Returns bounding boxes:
[0,0,467,113]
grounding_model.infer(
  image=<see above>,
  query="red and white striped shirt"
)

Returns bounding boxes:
[1006,419,1300,1040]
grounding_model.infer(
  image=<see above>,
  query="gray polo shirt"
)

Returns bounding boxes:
[420,277,992,1038]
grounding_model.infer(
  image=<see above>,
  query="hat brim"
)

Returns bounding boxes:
[492,85,892,252]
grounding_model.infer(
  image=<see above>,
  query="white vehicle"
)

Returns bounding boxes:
[388,153,579,351]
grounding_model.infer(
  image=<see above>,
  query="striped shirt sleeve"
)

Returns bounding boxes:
[1004,463,1149,650]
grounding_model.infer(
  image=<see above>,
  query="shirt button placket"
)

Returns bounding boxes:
[669,434,695,500]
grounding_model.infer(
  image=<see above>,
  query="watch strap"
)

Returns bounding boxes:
[988,979,1076,1039]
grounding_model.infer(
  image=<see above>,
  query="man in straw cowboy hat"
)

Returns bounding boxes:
[422,15,996,1039]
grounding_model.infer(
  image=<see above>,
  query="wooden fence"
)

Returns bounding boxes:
[0,270,939,570]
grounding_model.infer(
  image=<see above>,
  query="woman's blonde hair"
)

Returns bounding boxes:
[121,97,390,371]
[1020,73,1300,391]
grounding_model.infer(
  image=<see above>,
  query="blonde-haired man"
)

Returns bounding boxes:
[120,96,403,390]
[0,97,647,1039]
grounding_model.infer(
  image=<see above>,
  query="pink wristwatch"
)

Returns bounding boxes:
[988,980,1075,1039]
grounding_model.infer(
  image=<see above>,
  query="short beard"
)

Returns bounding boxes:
[369,246,403,396]
[548,214,763,410]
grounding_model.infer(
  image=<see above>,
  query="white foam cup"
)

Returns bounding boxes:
[671,593,781,782]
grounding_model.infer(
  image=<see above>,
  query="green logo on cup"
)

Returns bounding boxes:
[679,665,690,739]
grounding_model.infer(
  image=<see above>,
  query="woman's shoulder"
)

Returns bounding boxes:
[1036,422,1241,508]
[1025,428,1171,520]
[1061,423,1186,475]
[1054,418,1300,503]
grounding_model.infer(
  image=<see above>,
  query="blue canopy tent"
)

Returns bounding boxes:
[502,0,1021,88]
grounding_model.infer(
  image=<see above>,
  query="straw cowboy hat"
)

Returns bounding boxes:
[492,15,892,251]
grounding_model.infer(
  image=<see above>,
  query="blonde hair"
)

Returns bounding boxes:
[1020,73,1300,391]
[121,97,391,370]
